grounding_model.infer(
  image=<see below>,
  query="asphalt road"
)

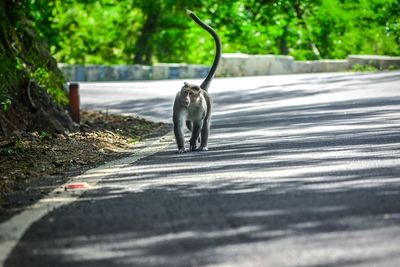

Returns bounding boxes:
[3,71,400,266]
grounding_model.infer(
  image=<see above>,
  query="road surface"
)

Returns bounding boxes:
[2,71,400,266]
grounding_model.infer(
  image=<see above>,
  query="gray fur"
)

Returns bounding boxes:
[172,11,220,153]
[173,83,211,153]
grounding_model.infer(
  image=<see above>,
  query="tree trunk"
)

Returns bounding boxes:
[278,24,289,55]
[292,0,321,58]
[133,5,161,65]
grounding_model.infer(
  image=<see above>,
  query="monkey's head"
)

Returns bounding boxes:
[180,82,201,107]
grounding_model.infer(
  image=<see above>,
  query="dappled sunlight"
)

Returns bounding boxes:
[6,72,400,266]
[54,226,263,259]
[208,226,400,267]
[9,175,400,266]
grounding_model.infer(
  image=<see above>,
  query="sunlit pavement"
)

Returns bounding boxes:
[4,71,400,266]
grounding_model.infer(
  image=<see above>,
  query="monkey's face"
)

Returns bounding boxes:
[180,83,201,107]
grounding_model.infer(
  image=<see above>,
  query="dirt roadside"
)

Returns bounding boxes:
[0,110,171,221]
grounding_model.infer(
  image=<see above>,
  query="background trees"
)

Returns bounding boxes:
[29,0,399,65]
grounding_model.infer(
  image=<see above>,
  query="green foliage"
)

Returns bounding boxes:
[0,0,68,110]
[32,67,67,105]
[39,131,50,139]
[352,63,379,72]
[0,52,18,111]
[29,0,400,65]
[0,138,24,156]
[1,98,12,112]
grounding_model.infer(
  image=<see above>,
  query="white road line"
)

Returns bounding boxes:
[0,132,174,266]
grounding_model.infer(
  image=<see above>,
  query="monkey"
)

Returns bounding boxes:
[173,82,211,153]
[173,10,221,153]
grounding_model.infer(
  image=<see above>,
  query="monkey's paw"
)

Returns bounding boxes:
[197,146,208,151]
[177,148,187,154]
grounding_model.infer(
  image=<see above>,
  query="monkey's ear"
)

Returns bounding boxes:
[193,85,201,91]
[184,82,190,87]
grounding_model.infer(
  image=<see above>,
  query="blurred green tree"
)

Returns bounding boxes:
[28,0,400,65]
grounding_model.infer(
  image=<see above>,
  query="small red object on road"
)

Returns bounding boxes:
[65,182,89,190]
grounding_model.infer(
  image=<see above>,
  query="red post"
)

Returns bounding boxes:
[69,82,80,124]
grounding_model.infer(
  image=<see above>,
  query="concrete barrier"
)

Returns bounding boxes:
[294,60,348,73]
[269,55,295,75]
[59,54,399,81]
[151,63,210,80]
[217,53,249,77]
[348,55,400,70]
[217,54,295,76]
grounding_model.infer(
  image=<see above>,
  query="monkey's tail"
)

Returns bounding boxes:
[187,10,221,91]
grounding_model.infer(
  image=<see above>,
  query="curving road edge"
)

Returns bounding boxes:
[0,132,174,266]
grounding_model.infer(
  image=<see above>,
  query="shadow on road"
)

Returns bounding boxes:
[6,166,400,266]
[6,72,400,266]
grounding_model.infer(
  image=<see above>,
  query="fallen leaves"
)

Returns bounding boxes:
[0,110,170,210]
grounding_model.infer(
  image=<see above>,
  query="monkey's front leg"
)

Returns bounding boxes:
[173,119,187,153]
[190,122,202,151]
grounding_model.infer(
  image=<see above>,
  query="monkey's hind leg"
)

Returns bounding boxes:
[190,122,202,151]
[198,119,210,151]
[186,120,193,131]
